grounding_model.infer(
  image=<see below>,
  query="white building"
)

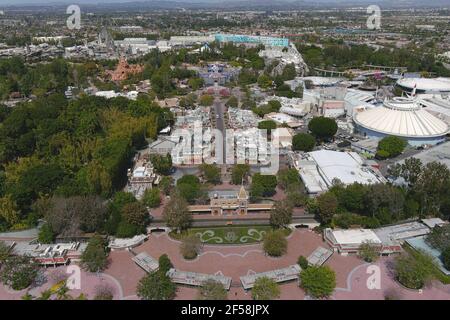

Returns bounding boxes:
[291,150,386,194]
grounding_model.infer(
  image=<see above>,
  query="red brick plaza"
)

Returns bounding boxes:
[103,229,450,300]
[2,229,449,300]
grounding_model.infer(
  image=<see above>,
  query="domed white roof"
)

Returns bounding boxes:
[397,77,450,92]
[354,97,449,138]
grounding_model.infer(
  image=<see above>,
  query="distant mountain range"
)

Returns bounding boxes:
[0,0,449,9]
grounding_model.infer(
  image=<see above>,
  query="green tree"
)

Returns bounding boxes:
[277,168,301,190]
[442,247,450,270]
[225,96,238,108]
[252,277,280,300]
[426,224,450,251]
[199,94,214,106]
[150,154,172,175]
[394,250,437,290]
[142,188,161,208]
[159,176,174,195]
[297,256,309,270]
[121,202,150,230]
[180,234,201,260]
[316,192,338,224]
[0,255,39,290]
[292,133,316,152]
[163,191,192,232]
[197,279,228,300]
[300,265,336,299]
[0,240,11,264]
[263,229,288,257]
[137,271,176,300]
[158,254,173,274]
[231,164,250,185]
[38,223,55,244]
[80,235,108,273]
[257,120,277,134]
[377,136,407,159]
[358,241,380,262]
[176,175,203,203]
[308,117,338,141]
[199,164,221,185]
[269,200,293,228]
[250,174,277,198]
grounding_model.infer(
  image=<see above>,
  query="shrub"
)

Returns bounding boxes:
[252,276,280,300]
[180,234,202,260]
[300,265,336,299]
[197,279,228,300]
[263,230,287,257]
[292,133,316,152]
[394,251,437,290]
[442,247,450,270]
[297,256,309,270]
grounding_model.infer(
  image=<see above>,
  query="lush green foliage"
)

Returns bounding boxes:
[308,116,338,140]
[199,164,221,185]
[300,265,336,298]
[269,200,293,229]
[80,235,109,272]
[231,164,250,185]
[250,174,277,198]
[137,270,176,300]
[263,229,288,257]
[394,250,437,290]
[292,133,316,152]
[197,279,228,300]
[297,256,309,270]
[251,277,280,300]
[162,191,192,232]
[142,188,161,208]
[0,255,39,290]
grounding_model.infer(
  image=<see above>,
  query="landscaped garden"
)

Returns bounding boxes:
[170,226,291,244]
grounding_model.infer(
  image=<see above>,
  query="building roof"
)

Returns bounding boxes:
[397,77,450,92]
[309,150,384,186]
[396,141,450,170]
[307,247,333,266]
[240,265,301,289]
[329,229,381,245]
[354,97,449,138]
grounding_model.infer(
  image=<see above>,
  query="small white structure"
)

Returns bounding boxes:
[307,247,333,266]
[166,268,232,290]
[240,265,301,290]
[324,228,382,255]
[132,252,159,273]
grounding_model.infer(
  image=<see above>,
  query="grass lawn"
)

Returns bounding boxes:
[170,226,291,245]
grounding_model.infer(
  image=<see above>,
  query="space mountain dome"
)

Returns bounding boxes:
[353,97,449,146]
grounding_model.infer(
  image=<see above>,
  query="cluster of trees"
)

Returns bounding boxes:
[307,158,450,228]
[0,90,172,234]
[426,224,450,270]
[107,192,151,238]
[199,164,221,185]
[252,100,281,118]
[297,43,450,77]
[394,249,439,290]
[137,254,176,300]
[299,265,336,299]
[250,173,277,199]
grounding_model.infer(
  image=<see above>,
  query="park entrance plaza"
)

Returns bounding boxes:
[99,228,450,300]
